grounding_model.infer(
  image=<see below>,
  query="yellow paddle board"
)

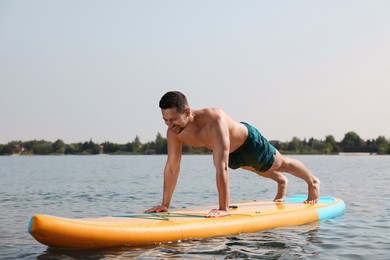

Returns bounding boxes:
[28,195,345,249]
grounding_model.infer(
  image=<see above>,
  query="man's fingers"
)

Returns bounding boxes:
[145,205,168,213]
[205,209,228,218]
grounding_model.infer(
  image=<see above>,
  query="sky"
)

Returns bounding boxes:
[1,0,389,144]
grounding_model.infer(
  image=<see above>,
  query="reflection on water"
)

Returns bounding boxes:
[37,223,321,259]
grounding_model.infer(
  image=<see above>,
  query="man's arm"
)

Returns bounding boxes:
[145,130,182,213]
[206,117,230,218]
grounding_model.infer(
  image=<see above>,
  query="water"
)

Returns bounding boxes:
[1,155,389,259]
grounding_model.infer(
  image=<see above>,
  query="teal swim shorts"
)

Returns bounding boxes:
[228,122,277,172]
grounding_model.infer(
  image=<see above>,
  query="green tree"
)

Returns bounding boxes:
[143,141,155,154]
[52,139,65,154]
[101,141,120,154]
[132,135,142,153]
[154,132,167,154]
[324,135,340,153]
[287,137,302,153]
[81,140,100,154]
[0,144,13,155]
[32,140,53,155]
[376,136,389,154]
[123,142,134,153]
[306,138,323,153]
[65,144,77,154]
[2,141,21,155]
[341,131,362,147]
[22,140,36,153]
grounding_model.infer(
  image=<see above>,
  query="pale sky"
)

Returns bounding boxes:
[1,0,389,144]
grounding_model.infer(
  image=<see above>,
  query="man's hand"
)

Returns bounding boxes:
[144,205,169,213]
[205,209,229,218]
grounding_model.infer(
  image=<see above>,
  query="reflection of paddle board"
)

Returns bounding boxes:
[28,195,345,249]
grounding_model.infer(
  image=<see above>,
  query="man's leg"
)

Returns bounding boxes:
[267,151,320,204]
[241,166,288,202]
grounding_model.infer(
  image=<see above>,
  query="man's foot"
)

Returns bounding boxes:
[273,175,288,202]
[305,176,320,204]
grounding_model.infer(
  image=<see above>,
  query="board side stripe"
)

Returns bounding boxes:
[316,200,346,221]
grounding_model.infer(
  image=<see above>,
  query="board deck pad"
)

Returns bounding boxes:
[28,195,345,249]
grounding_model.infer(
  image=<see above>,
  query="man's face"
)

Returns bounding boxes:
[161,107,189,134]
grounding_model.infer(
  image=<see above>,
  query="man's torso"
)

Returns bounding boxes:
[174,108,248,153]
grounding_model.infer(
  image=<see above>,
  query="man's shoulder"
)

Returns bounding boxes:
[197,108,226,117]
[198,109,233,131]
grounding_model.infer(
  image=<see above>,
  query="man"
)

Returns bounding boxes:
[145,91,320,218]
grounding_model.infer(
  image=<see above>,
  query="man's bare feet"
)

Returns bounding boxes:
[273,175,288,202]
[305,176,320,204]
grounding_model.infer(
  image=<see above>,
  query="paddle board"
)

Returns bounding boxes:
[28,195,345,249]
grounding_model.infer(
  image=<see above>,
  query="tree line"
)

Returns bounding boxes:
[0,131,389,156]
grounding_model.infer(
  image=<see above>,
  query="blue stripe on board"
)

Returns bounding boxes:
[28,217,33,233]
[284,195,336,204]
[284,195,345,220]
[316,200,346,221]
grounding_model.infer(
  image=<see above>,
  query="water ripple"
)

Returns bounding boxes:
[1,155,389,259]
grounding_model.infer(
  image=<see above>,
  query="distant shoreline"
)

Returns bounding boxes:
[4,151,385,157]
[1,131,389,156]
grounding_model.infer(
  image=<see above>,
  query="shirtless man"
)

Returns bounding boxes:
[145,91,320,218]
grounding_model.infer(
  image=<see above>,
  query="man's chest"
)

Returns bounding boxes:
[178,130,211,148]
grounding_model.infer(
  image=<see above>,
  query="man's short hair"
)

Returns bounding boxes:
[159,91,189,113]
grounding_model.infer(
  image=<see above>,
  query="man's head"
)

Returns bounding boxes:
[159,91,190,134]
[159,91,189,113]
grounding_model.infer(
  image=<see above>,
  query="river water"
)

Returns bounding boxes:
[0,155,389,259]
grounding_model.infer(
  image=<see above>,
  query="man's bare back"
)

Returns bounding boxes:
[145,91,320,218]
